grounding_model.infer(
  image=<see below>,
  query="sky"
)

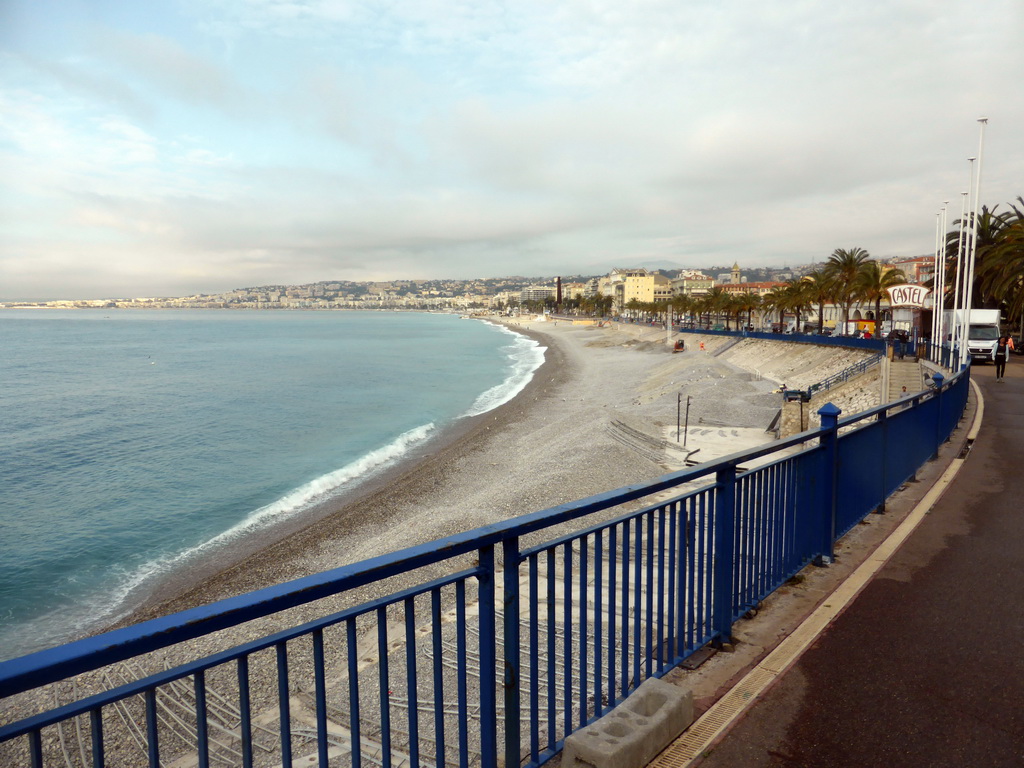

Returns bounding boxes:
[1,1,1022,300]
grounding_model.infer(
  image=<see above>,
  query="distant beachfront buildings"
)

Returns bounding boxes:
[5,258,930,332]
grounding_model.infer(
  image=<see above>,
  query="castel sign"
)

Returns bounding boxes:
[887,284,930,308]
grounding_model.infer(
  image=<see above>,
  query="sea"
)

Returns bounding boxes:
[0,309,544,662]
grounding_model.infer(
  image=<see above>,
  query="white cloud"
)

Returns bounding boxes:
[1,0,1023,298]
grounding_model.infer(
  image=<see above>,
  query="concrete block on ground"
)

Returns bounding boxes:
[561,677,694,768]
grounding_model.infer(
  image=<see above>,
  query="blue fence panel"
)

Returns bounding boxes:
[675,327,886,353]
[730,451,816,617]
[0,361,972,768]
[834,421,885,538]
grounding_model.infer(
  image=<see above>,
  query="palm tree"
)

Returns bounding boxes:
[824,247,872,332]
[855,262,906,336]
[803,270,836,334]
[734,291,762,331]
[943,204,1011,309]
[703,286,729,329]
[671,294,695,327]
[762,286,789,331]
[722,294,745,331]
[783,279,812,333]
[976,198,1024,331]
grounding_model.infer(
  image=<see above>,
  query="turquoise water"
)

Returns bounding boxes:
[0,309,544,660]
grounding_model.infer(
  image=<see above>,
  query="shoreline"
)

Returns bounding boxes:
[100,318,878,640]
[114,320,565,627]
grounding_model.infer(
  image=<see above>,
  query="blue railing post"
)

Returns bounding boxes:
[932,372,945,458]
[877,408,889,514]
[502,537,521,768]
[817,403,841,565]
[712,463,737,645]
[477,544,498,768]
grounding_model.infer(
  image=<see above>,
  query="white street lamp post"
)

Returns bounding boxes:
[961,119,988,368]
[952,185,969,356]
[936,201,949,348]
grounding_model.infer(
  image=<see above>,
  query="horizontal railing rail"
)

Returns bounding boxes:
[806,353,884,397]
[0,363,971,768]
[675,326,888,352]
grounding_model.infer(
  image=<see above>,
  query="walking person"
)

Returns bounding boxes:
[995,335,1014,381]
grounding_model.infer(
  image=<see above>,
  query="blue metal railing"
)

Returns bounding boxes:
[806,353,884,397]
[675,326,888,353]
[0,367,971,768]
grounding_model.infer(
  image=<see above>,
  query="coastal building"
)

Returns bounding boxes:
[519,285,556,304]
[720,280,785,297]
[672,274,714,297]
[890,256,934,284]
[622,272,673,305]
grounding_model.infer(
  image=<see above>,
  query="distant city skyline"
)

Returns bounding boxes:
[2,1,1022,300]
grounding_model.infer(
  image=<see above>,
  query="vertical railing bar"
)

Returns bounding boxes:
[145,688,159,768]
[668,502,678,663]
[773,463,782,586]
[594,528,604,718]
[734,477,744,610]
[28,729,42,768]
[546,547,556,749]
[478,544,498,768]
[656,506,666,669]
[579,532,589,728]
[404,596,420,768]
[528,555,540,762]
[761,467,771,595]
[608,524,617,708]
[376,607,392,768]
[502,537,521,768]
[620,518,631,697]
[634,513,643,688]
[737,474,744,611]
[686,497,696,651]
[698,494,707,646]
[195,670,210,768]
[562,540,573,738]
[751,471,759,593]
[276,642,292,768]
[753,473,761,606]
[771,465,781,590]
[237,656,253,768]
[455,580,469,768]
[751,472,760,602]
[346,618,361,768]
[313,630,328,768]
[646,509,655,677]
[90,706,105,768]
[432,589,446,768]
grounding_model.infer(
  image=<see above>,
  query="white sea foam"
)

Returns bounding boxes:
[463,325,546,417]
[155,421,436,564]
[1,422,440,654]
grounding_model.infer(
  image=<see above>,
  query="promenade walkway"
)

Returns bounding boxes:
[678,354,1023,767]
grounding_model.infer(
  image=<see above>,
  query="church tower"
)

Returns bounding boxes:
[731,262,741,285]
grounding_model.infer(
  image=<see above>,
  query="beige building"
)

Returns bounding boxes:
[623,272,673,304]
[672,274,714,297]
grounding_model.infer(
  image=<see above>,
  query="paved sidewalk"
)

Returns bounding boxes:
[690,355,1024,767]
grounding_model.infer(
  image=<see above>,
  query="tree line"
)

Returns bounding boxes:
[549,249,907,335]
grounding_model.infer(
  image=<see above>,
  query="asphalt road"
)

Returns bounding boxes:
[695,354,1024,768]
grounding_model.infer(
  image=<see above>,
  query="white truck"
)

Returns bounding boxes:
[943,309,1001,363]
